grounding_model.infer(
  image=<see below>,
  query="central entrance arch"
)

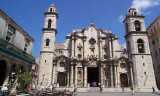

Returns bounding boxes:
[87,67,99,87]
[0,60,7,86]
[120,73,129,87]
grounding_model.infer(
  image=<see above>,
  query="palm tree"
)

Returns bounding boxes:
[17,72,32,92]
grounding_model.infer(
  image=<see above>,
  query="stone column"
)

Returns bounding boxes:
[70,66,74,87]
[117,67,120,88]
[115,65,118,87]
[110,65,114,87]
[67,70,70,87]
[75,66,78,87]
[113,65,117,87]
[100,66,104,87]
[84,66,88,87]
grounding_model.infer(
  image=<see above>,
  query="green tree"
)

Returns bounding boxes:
[17,72,32,92]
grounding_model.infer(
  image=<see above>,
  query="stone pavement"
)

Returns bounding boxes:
[75,88,160,96]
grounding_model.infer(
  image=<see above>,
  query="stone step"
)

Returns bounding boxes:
[75,92,158,96]
[88,87,100,92]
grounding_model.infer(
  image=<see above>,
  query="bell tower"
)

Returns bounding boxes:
[124,8,157,91]
[38,4,58,89]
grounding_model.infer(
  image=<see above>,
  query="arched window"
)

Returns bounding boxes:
[134,20,141,31]
[134,12,137,16]
[60,62,65,67]
[46,39,50,46]
[137,39,145,53]
[48,19,52,29]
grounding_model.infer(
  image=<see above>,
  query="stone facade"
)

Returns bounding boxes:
[147,16,160,89]
[124,8,157,91]
[0,9,35,87]
[38,5,157,92]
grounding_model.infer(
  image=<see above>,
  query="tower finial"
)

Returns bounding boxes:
[47,3,56,13]
[128,8,138,16]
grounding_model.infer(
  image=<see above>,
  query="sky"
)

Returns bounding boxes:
[0,0,160,57]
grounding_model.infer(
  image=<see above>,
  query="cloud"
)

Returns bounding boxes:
[118,15,125,23]
[131,0,160,13]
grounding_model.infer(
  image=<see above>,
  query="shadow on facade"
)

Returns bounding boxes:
[0,60,7,86]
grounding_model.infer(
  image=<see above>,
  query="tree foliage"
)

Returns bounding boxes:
[17,72,32,92]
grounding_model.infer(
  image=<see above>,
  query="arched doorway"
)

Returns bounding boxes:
[87,67,99,87]
[0,60,7,86]
[120,73,129,87]
[57,72,67,87]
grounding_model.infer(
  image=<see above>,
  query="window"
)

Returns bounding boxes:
[120,63,126,68]
[60,62,65,67]
[48,19,52,29]
[78,54,82,59]
[137,39,145,53]
[143,63,145,66]
[144,72,147,75]
[134,12,137,16]
[46,39,50,46]
[6,25,16,42]
[134,20,141,31]
[24,42,29,52]
[104,54,108,59]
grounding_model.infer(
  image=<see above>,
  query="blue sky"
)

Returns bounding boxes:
[0,0,159,57]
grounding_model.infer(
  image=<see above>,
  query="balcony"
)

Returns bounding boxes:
[0,39,35,64]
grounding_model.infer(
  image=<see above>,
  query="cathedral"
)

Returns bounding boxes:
[38,4,157,92]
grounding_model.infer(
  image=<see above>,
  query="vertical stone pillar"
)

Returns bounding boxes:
[117,66,120,88]
[67,70,70,87]
[115,65,118,87]
[100,66,104,87]
[70,66,74,87]
[113,65,117,87]
[110,65,113,87]
[84,66,87,87]
[75,66,77,87]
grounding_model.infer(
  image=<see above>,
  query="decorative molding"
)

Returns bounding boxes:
[42,28,57,34]
[125,31,147,38]
[131,53,151,55]
[44,12,58,18]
